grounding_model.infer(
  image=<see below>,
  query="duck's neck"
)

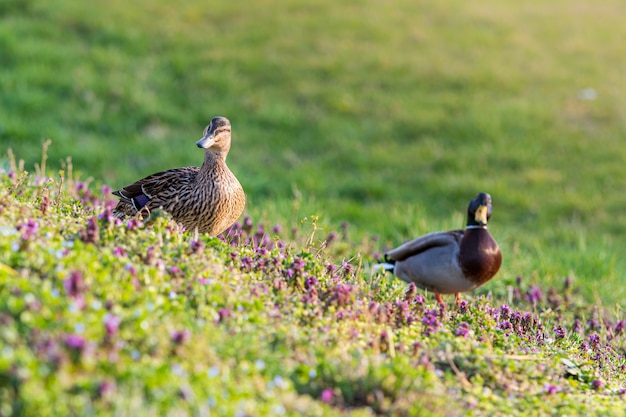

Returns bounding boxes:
[466,225,487,230]
[201,149,227,169]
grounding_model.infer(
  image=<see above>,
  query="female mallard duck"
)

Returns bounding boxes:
[379,192,502,304]
[112,116,246,236]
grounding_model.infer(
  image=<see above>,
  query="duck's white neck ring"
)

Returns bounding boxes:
[466,225,487,229]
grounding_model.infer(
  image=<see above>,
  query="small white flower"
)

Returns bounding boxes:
[207,366,219,378]
[578,87,597,101]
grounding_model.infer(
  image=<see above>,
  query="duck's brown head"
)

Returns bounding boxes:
[196,116,232,155]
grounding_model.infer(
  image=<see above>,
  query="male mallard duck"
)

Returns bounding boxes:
[378,192,502,304]
[112,116,246,236]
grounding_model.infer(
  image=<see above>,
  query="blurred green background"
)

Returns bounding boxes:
[1,0,625,302]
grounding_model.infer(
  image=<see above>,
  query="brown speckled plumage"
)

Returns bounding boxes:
[379,193,502,304]
[112,116,245,236]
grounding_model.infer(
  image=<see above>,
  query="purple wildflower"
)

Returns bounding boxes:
[39,193,50,214]
[422,309,441,336]
[143,246,156,265]
[126,218,143,231]
[331,284,352,306]
[499,304,511,320]
[572,318,583,334]
[544,383,560,395]
[455,322,471,338]
[325,232,338,246]
[125,263,137,277]
[526,285,543,304]
[81,216,100,244]
[588,333,601,347]
[304,285,318,304]
[393,300,415,326]
[63,270,85,299]
[320,388,333,403]
[98,201,116,224]
[65,334,86,351]
[591,379,604,390]
[17,219,39,241]
[553,325,567,340]
[113,246,126,257]
[242,216,253,232]
[104,314,121,337]
[217,308,233,323]
[368,301,379,314]
[97,380,116,398]
[292,258,306,273]
[75,181,88,194]
[305,276,318,289]
[521,312,534,330]
[341,260,353,276]
[422,309,439,326]
[171,330,190,345]
[190,239,205,254]
[497,320,512,331]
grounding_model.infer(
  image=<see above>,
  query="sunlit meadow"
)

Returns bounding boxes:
[1,0,626,415]
[1,153,625,416]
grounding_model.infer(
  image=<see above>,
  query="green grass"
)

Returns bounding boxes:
[5,0,624,303]
[1,167,625,416]
[1,0,626,413]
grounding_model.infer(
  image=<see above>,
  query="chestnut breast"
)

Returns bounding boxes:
[458,228,502,286]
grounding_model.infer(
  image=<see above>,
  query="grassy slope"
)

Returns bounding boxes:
[0,0,626,413]
[1,170,625,416]
[2,0,626,305]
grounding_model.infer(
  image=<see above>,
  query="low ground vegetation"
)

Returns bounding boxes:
[0,161,624,416]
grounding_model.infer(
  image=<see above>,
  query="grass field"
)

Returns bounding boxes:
[1,0,626,414]
[4,0,626,302]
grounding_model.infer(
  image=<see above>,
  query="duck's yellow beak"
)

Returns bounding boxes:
[474,204,489,226]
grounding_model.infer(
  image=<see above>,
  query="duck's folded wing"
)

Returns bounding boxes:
[113,168,197,209]
[386,230,464,261]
